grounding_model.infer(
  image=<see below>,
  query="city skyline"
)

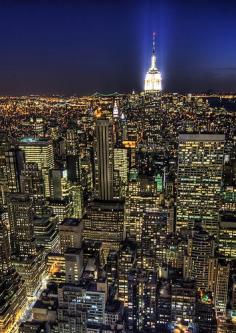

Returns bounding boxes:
[0,2,235,333]
[1,0,236,95]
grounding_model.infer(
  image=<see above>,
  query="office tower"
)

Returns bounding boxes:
[58,280,107,327]
[33,215,59,253]
[171,280,196,326]
[118,242,136,306]
[49,169,69,200]
[141,209,168,271]
[19,137,54,197]
[7,193,36,257]
[49,197,73,223]
[106,251,118,290]
[5,148,25,193]
[0,270,27,333]
[0,131,11,206]
[95,118,114,200]
[214,259,230,316]
[195,298,217,333]
[144,32,162,92]
[113,148,128,198]
[57,285,87,333]
[20,162,45,197]
[20,162,45,214]
[125,176,160,242]
[183,226,215,290]
[0,211,27,333]
[127,270,157,332]
[0,216,11,275]
[156,281,171,327]
[53,137,66,164]
[59,218,83,254]
[65,247,83,283]
[176,134,225,235]
[165,233,186,270]
[70,184,83,218]
[66,155,80,184]
[219,212,236,258]
[222,186,236,212]
[66,128,79,156]
[7,194,46,298]
[83,199,125,260]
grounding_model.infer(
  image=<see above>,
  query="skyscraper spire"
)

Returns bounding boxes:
[150,32,157,70]
[152,31,156,54]
[144,32,162,92]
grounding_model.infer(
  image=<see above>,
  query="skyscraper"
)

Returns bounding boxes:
[0,131,11,206]
[144,32,162,92]
[183,226,215,290]
[95,118,114,200]
[5,148,25,193]
[0,214,11,275]
[176,134,225,235]
[8,193,36,257]
[19,137,54,197]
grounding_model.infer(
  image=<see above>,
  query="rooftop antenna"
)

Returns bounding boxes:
[152,32,156,55]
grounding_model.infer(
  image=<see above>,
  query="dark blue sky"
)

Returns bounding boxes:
[0,0,236,95]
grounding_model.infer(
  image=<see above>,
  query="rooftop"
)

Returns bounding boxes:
[19,137,51,145]
[60,217,82,227]
[179,133,225,142]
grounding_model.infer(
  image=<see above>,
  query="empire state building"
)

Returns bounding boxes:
[144,32,162,92]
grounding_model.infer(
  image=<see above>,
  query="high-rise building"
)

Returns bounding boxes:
[144,32,162,92]
[219,212,236,258]
[171,279,196,326]
[0,210,27,333]
[33,215,59,253]
[66,155,80,184]
[57,279,107,328]
[95,118,114,201]
[183,226,215,290]
[65,247,83,283]
[0,215,11,275]
[20,162,45,215]
[20,162,45,197]
[125,176,161,242]
[7,193,36,257]
[118,242,136,306]
[83,199,125,260]
[214,259,230,317]
[70,184,83,218]
[113,148,128,198]
[0,270,27,333]
[5,148,25,193]
[19,137,54,197]
[176,134,225,235]
[59,218,83,254]
[0,131,11,206]
[66,128,79,156]
[49,169,69,200]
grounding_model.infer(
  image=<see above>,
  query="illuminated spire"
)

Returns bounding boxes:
[144,32,162,92]
[151,32,157,70]
[113,100,119,118]
[152,32,156,54]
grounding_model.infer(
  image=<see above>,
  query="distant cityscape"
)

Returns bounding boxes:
[0,34,235,333]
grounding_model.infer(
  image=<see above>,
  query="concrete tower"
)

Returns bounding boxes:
[95,118,114,200]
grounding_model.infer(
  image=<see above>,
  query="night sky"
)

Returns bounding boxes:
[0,0,236,95]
